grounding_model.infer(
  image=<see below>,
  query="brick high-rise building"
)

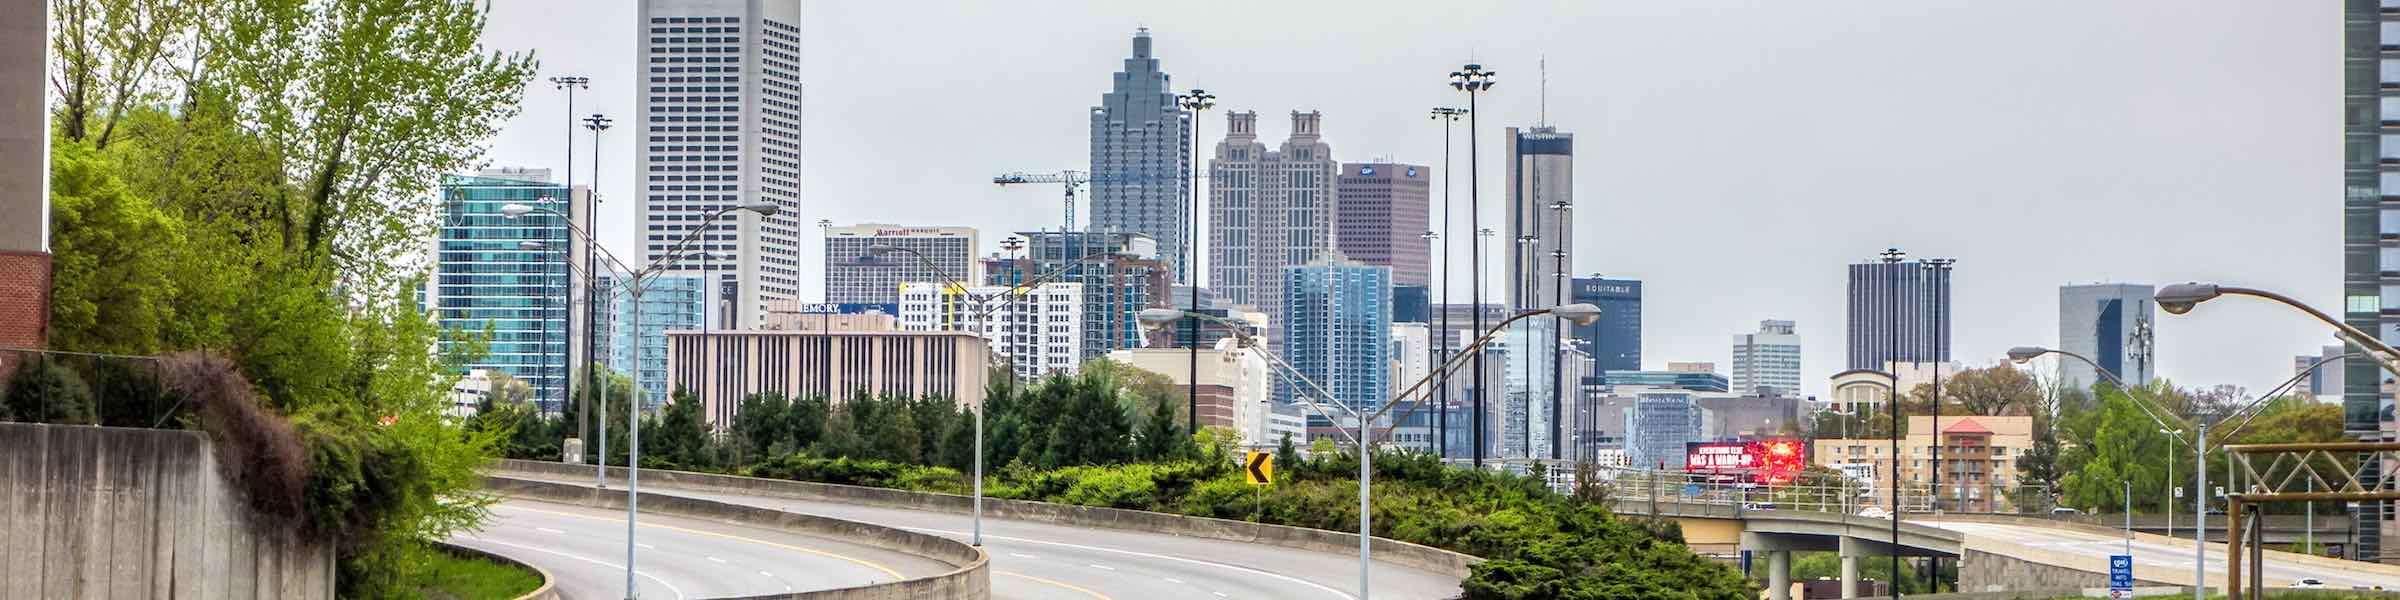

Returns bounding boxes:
[1335,162,1431,287]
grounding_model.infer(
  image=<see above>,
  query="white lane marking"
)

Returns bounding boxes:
[1008,552,1039,559]
[638,543,655,550]
[1163,577,1183,584]
[899,526,1353,600]
[707,556,727,563]
[534,527,565,534]
[462,537,689,600]
[759,570,774,577]
[1213,592,1229,598]
[1089,563,1115,571]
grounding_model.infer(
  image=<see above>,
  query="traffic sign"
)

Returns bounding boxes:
[1244,451,1274,485]
[2107,554,2133,596]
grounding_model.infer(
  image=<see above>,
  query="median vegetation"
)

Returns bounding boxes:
[486,363,1754,600]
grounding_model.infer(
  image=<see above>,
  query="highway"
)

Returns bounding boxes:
[1922,519,2400,591]
[500,474,1465,600]
[450,499,956,600]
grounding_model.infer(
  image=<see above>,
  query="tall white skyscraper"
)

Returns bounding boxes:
[897,281,1083,381]
[1505,126,1573,311]
[2057,283,2156,390]
[1730,320,1802,397]
[1210,110,1336,318]
[636,0,805,328]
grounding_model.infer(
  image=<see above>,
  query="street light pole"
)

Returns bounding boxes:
[2162,428,2181,540]
[1430,106,1466,462]
[1178,88,1215,435]
[1140,302,1601,600]
[1921,258,1952,516]
[504,201,775,600]
[549,74,587,423]
[1450,64,1495,468]
[1879,247,1904,599]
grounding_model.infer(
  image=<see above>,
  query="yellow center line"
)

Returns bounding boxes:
[503,504,905,579]
[997,571,1114,600]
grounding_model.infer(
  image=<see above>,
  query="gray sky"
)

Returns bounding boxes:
[474,1,2337,400]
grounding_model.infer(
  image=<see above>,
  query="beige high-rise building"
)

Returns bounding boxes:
[667,329,988,428]
[1209,110,1336,318]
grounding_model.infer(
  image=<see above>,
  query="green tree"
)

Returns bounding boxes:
[652,387,710,467]
[1135,393,1182,460]
[732,392,790,460]
[4,357,98,425]
[2058,384,2187,513]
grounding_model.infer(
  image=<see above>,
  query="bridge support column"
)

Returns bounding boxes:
[1839,536,1863,599]
[1769,549,1792,600]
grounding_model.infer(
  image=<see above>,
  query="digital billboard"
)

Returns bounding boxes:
[1684,438,1808,485]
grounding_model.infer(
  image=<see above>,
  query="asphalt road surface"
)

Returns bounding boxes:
[502,474,1466,600]
[1924,520,2400,591]
[451,499,955,600]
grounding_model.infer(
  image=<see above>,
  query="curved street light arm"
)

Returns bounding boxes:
[1373,308,1561,427]
[2025,348,2193,450]
[510,204,638,277]
[640,205,757,280]
[2214,286,2400,376]
[1147,310,1364,445]
[2218,350,2365,442]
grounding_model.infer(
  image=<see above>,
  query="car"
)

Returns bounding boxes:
[2051,507,2081,516]
[1857,507,1892,519]
[1742,502,1778,511]
[2290,578,2326,589]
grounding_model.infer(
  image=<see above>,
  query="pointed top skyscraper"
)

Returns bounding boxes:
[1090,28,1194,282]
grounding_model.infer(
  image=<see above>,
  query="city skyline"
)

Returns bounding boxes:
[472,1,2335,400]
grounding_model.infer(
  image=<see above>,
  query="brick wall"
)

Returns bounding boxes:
[0,250,50,350]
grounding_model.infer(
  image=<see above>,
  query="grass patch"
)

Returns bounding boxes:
[404,549,542,600]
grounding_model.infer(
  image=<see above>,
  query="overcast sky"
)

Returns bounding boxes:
[473,1,2336,400]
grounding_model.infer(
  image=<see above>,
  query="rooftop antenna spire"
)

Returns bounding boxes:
[1539,54,1548,127]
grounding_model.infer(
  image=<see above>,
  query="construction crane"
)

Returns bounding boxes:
[993,170,1091,233]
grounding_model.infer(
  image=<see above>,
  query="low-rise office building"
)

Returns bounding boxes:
[667,329,989,429]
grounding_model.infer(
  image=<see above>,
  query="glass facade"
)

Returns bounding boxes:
[1279,259,1392,415]
[982,231,1168,362]
[601,272,703,409]
[1570,277,1642,373]
[2346,0,2395,561]
[433,173,576,412]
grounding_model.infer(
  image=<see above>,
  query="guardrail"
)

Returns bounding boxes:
[486,476,991,600]
[495,459,1482,579]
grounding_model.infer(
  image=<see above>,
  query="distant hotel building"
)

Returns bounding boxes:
[1089,28,1193,282]
[1335,162,1431,287]
[1279,256,1390,413]
[2057,283,2155,390]
[1108,344,1272,444]
[668,329,988,429]
[1730,320,1802,397]
[1569,277,1641,373]
[635,0,805,327]
[1846,255,1952,371]
[1625,392,1704,470]
[430,169,589,412]
[982,230,1168,362]
[898,281,1084,380]
[1210,110,1337,317]
[823,224,979,306]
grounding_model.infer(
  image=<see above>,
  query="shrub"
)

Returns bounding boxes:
[4,356,97,425]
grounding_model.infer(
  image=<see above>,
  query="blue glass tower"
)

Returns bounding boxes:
[432,171,580,412]
[601,272,703,410]
[1570,277,1642,373]
[1279,257,1391,415]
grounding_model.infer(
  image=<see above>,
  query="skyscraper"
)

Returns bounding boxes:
[430,169,589,412]
[1279,256,1391,414]
[2346,3,2395,561]
[1569,277,1642,373]
[1335,162,1431,287]
[1210,110,1338,318]
[1731,320,1803,397]
[2057,284,2156,390]
[635,0,805,328]
[1089,28,1192,282]
[599,271,703,409]
[1626,391,1704,470]
[981,230,1168,362]
[822,224,979,306]
[1505,126,1574,312]
[1846,257,1952,371]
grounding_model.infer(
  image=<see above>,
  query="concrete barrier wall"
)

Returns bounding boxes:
[499,459,1483,578]
[431,541,559,600]
[487,476,990,600]
[0,423,335,600]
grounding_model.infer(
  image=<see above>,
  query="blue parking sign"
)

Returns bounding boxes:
[2108,555,2133,591]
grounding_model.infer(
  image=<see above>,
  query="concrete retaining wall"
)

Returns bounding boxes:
[488,476,990,599]
[499,459,1482,579]
[0,423,335,600]
[431,541,559,600]
[1956,547,2112,591]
